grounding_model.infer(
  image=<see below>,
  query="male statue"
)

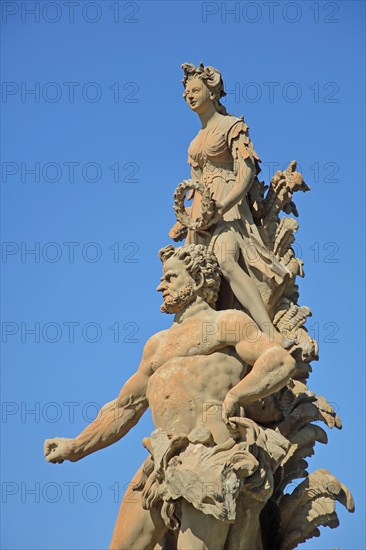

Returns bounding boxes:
[44,244,296,550]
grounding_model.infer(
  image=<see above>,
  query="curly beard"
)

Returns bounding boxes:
[160,284,195,314]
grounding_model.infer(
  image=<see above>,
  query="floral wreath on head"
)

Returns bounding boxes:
[181,62,228,115]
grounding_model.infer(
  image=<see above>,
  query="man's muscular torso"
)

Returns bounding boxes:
[146,310,250,443]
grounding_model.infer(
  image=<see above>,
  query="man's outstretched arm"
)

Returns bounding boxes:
[44,333,162,464]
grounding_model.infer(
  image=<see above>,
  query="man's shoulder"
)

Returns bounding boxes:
[144,329,168,353]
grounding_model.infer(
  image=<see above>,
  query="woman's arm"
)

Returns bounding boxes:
[219,154,254,215]
[187,164,202,200]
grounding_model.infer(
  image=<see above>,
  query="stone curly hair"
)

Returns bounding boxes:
[181,62,229,116]
[158,244,221,308]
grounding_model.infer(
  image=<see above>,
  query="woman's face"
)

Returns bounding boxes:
[184,78,212,113]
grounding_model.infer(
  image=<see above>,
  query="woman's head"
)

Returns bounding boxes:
[182,62,228,115]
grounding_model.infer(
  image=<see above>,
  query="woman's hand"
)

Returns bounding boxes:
[207,201,225,227]
[215,201,225,215]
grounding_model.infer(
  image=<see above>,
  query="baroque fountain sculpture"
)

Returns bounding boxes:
[44,63,354,549]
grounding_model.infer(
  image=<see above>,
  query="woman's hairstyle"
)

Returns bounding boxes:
[158,244,221,308]
[181,62,228,115]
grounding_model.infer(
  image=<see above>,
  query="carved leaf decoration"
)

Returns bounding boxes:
[262,161,309,227]
[274,302,312,334]
[167,148,354,548]
[168,219,188,242]
[278,469,354,550]
[273,217,299,258]
[275,457,309,498]
[291,362,312,382]
[290,423,328,447]
[313,394,342,430]
[282,382,342,431]
[277,402,320,439]
[250,158,352,548]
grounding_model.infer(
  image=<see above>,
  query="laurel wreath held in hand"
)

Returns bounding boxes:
[173,179,217,231]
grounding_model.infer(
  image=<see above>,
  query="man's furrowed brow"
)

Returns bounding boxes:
[163,270,178,279]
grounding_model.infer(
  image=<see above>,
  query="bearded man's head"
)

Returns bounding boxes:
[157,244,221,314]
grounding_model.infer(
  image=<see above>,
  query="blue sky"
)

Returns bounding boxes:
[1,1,365,548]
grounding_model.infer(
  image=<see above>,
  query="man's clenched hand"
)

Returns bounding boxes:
[44,437,77,464]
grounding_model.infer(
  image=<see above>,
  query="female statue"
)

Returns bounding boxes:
[173,62,290,342]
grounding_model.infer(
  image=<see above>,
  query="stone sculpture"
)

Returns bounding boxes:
[44,63,354,549]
